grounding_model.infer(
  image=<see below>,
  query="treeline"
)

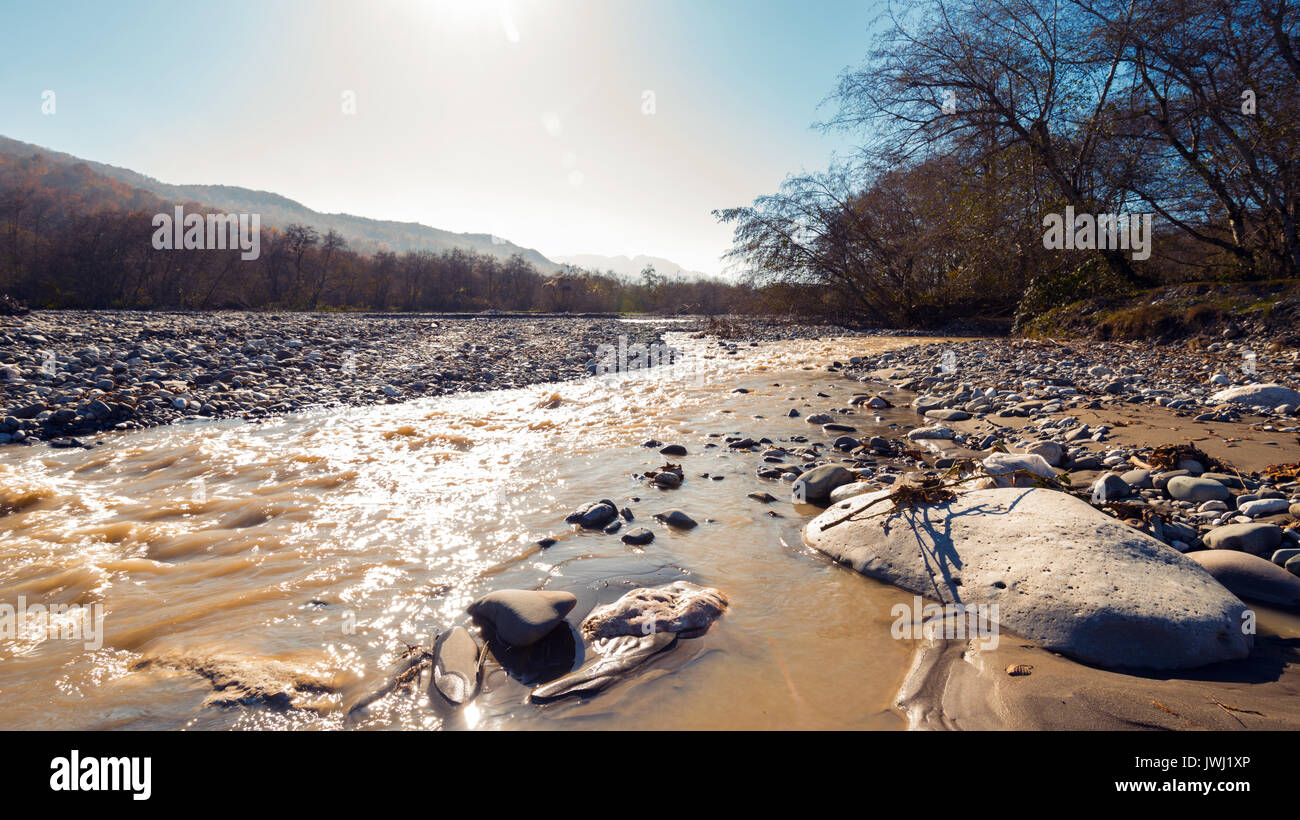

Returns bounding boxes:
[717,0,1299,328]
[0,151,756,314]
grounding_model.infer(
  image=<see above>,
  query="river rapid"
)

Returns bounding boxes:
[0,331,958,730]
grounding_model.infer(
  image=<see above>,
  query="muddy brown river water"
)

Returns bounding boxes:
[0,333,964,730]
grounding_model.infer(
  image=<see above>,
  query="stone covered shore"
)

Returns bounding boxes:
[0,311,884,447]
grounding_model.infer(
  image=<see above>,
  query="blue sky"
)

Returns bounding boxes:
[0,0,882,276]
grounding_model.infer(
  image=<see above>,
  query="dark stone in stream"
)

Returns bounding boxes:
[641,439,662,448]
[467,589,577,647]
[659,444,687,456]
[603,520,622,535]
[654,510,697,529]
[621,527,655,546]
[565,500,619,529]
[536,537,558,549]
[748,491,777,503]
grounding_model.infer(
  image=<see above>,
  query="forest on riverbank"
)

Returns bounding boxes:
[716,0,1299,331]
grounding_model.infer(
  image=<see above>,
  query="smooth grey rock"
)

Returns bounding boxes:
[803,487,1253,669]
[1167,476,1234,503]
[925,408,970,422]
[1203,523,1284,554]
[432,626,480,705]
[1237,498,1291,517]
[1186,550,1300,610]
[1201,472,1246,489]
[791,463,855,504]
[467,589,577,647]
[1024,441,1066,467]
[1271,547,1300,566]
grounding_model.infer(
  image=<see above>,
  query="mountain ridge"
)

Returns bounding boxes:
[0,134,561,273]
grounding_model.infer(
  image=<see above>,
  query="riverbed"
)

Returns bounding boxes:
[0,332,953,730]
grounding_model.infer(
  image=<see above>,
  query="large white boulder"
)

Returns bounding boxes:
[1208,383,1300,409]
[802,487,1252,669]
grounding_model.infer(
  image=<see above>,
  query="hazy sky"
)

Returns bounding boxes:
[0,0,879,276]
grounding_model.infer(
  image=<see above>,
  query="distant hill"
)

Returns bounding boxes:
[553,253,717,281]
[0,135,562,273]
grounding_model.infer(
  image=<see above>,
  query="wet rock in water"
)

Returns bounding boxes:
[907,426,955,440]
[980,453,1057,488]
[653,509,697,529]
[832,435,860,451]
[1208,383,1300,410]
[467,589,577,647]
[1203,523,1285,554]
[529,632,678,702]
[823,423,857,433]
[1166,476,1234,503]
[659,444,687,456]
[536,537,558,549]
[747,491,777,503]
[652,471,682,489]
[791,463,855,504]
[803,487,1253,669]
[432,626,481,705]
[603,520,623,534]
[621,527,654,546]
[565,500,618,529]
[1186,550,1300,610]
[805,413,833,424]
[580,581,729,640]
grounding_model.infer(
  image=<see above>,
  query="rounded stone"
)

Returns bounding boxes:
[1186,550,1300,610]
[1203,523,1284,554]
[467,589,577,647]
[1166,476,1234,503]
